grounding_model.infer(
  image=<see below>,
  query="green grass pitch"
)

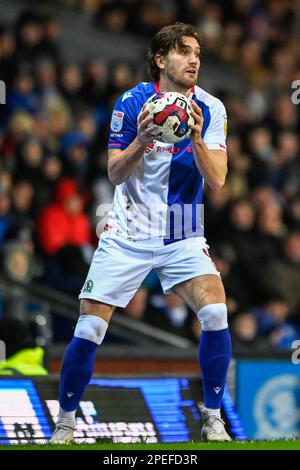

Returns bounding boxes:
[1,440,300,450]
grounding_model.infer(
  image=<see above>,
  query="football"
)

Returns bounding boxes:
[145,92,195,144]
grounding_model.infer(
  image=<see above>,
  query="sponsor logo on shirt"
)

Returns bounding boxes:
[145,143,194,155]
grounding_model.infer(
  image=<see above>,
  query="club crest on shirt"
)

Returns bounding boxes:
[111,110,124,132]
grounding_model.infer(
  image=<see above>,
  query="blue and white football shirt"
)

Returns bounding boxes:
[107,81,227,245]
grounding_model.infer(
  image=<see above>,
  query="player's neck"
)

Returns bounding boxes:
[158,77,191,98]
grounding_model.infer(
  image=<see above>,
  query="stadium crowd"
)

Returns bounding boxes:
[0,0,300,353]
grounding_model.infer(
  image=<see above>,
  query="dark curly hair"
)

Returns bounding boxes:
[147,23,201,81]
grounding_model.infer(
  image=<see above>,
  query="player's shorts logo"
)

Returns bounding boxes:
[83,280,94,293]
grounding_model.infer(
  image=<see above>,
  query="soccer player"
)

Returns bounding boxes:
[51,22,231,443]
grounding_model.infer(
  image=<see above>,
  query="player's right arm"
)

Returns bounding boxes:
[108,105,158,186]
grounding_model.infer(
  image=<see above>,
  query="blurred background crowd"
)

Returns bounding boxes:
[0,0,300,358]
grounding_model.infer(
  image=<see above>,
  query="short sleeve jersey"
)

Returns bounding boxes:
[106,81,227,245]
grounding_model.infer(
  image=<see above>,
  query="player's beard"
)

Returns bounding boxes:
[164,60,198,89]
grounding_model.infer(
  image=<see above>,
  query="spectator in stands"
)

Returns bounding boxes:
[107,61,137,103]
[259,232,300,312]
[37,178,91,294]
[15,136,44,184]
[9,179,35,241]
[254,201,287,262]
[251,296,300,350]
[0,190,12,245]
[15,10,46,64]
[231,312,269,353]
[224,198,265,303]
[34,154,63,211]
[6,65,38,116]
[37,177,90,256]
[59,63,85,111]
[203,184,231,243]
[81,58,108,106]
[225,134,251,199]
[211,246,249,314]
[94,1,130,33]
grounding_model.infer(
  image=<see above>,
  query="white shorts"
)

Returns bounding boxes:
[79,235,220,308]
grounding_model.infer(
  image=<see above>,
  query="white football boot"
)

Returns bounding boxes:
[200,407,232,442]
[50,422,75,444]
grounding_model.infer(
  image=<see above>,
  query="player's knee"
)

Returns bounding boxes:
[196,303,228,331]
[80,299,114,321]
[74,315,108,345]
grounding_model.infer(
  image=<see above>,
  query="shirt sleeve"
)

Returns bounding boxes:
[107,92,138,150]
[203,99,228,151]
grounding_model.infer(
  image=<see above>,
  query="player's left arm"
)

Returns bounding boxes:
[190,100,227,190]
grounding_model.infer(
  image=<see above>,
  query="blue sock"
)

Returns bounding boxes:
[199,328,231,409]
[59,336,97,411]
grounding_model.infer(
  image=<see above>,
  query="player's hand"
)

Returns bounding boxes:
[137,105,161,147]
[189,100,204,141]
